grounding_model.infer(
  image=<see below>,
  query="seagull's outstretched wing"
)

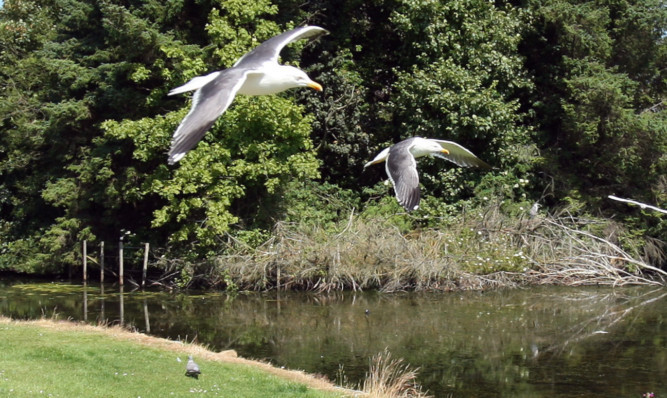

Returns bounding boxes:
[168,69,252,165]
[432,140,492,170]
[386,140,421,212]
[234,26,329,68]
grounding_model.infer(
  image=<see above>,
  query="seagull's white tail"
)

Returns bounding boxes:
[168,72,221,96]
[364,147,391,168]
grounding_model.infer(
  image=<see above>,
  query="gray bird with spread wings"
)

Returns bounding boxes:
[365,137,491,212]
[167,26,328,165]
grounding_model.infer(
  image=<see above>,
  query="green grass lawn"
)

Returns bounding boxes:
[0,318,347,397]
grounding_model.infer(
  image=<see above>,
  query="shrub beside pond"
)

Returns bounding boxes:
[156,203,665,292]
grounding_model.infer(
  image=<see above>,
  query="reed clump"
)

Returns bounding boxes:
[183,203,665,291]
[360,349,430,398]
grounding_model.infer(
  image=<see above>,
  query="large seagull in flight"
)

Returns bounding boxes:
[167,26,328,165]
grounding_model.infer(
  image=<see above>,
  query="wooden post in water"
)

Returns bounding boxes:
[119,236,124,286]
[100,283,105,321]
[142,242,149,288]
[82,240,88,282]
[143,299,150,333]
[100,241,105,284]
[83,282,88,321]
[119,285,125,326]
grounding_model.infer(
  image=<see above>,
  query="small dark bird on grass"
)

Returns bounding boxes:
[185,355,201,379]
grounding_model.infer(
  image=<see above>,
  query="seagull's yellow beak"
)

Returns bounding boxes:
[307,81,323,91]
[441,149,450,155]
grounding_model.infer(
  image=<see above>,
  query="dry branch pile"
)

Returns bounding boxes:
[164,204,665,292]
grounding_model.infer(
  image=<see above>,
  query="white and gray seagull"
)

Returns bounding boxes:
[167,25,328,165]
[364,137,492,212]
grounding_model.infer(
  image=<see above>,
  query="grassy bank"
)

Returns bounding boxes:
[0,317,349,397]
[159,203,666,292]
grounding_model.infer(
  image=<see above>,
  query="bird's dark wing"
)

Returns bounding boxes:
[168,68,251,164]
[386,140,421,212]
[234,26,329,68]
[431,140,492,170]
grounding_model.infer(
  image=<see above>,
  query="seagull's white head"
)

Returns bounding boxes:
[265,65,322,91]
[286,66,323,91]
[411,138,450,159]
[241,65,323,95]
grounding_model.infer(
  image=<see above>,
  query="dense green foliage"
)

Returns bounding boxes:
[0,0,664,275]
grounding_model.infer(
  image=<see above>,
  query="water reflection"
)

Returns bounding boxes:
[0,280,664,397]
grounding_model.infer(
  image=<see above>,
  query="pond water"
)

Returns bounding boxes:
[0,278,665,397]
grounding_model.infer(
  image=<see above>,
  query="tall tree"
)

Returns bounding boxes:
[1,0,320,269]
[282,0,535,209]
[522,0,666,206]
[96,0,321,257]
[385,0,534,207]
